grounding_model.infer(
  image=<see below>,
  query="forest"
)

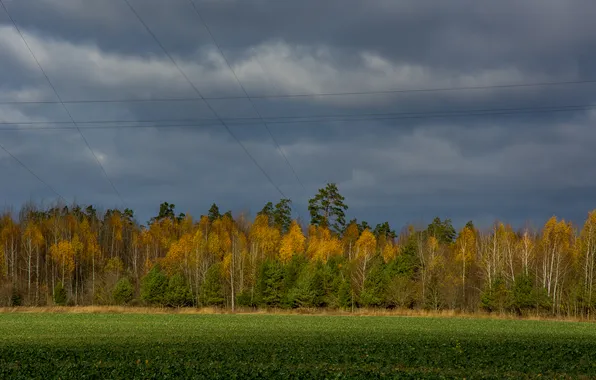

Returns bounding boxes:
[1,183,595,318]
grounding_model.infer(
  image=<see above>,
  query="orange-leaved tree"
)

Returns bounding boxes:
[279,221,305,264]
[355,229,376,292]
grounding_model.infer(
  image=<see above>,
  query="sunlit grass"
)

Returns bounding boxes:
[0,313,594,378]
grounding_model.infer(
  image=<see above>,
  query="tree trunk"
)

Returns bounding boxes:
[35,246,40,305]
[92,250,95,304]
[230,235,236,312]
[26,238,32,302]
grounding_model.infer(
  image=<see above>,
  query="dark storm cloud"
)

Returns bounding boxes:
[1,0,596,228]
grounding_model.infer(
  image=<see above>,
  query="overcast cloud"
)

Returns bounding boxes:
[1,0,596,229]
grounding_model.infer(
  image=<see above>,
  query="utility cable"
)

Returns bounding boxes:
[122,0,287,198]
[0,0,124,204]
[188,0,305,191]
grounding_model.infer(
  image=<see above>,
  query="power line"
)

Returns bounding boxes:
[1,103,595,130]
[0,141,65,201]
[122,0,287,199]
[0,0,124,205]
[188,0,305,192]
[1,79,595,106]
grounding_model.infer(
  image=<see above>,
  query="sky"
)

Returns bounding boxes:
[1,0,596,230]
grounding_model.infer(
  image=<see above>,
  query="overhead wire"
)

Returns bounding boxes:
[187,0,305,192]
[0,141,65,202]
[1,103,595,131]
[1,79,596,106]
[2,1,593,215]
[0,0,124,205]
[122,0,288,199]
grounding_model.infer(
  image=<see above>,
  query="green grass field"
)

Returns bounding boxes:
[0,313,594,379]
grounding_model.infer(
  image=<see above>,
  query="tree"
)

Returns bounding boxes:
[374,222,396,240]
[306,225,342,263]
[358,221,370,234]
[355,229,377,293]
[22,222,44,302]
[201,263,224,306]
[257,260,284,307]
[0,244,5,281]
[258,199,293,233]
[113,277,134,305]
[478,223,507,291]
[151,202,174,223]
[287,263,326,308]
[53,282,67,306]
[426,217,456,244]
[49,240,75,286]
[518,229,535,277]
[540,216,573,309]
[4,198,596,317]
[1,214,19,288]
[208,204,221,222]
[80,219,101,301]
[279,221,305,264]
[381,240,399,263]
[165,273,193,307]
[480,277,509,313]
[337,279,353,310]
[222,223,247,312]
[149,202,185,225]
[359,257,386,307]
[342,221,360,261]
[273,199,292,233]
[163,233,193,277]
[141,265,168,306]
[510,273,539,315]
[308,183,348,234]
[257,202,274,225]
[579,211,596,314]
[347,219,371,234]
[455,225,476,306]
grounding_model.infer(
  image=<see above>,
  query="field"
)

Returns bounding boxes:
[0,312,595,379]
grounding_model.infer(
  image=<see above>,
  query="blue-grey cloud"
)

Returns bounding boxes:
[1,0,596,229]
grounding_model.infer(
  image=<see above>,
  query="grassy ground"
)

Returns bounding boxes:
[2,306,593,322]
[0,313,594,379]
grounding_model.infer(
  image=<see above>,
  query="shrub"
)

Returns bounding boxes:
[165,274,193,307]
[337,279,353,309]
[359,257,387,307]
[480,277,509,313]
[53,282,67,306]
[257,261,284,307]
[287,264,326,308]
[509,273,551,314]
[201,264,224,307]
[141,265,168,306]
[236,290,257,308]
[9,286,23,307]
[113,277,134,305]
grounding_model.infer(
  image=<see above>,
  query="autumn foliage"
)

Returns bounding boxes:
[0,186,596,318]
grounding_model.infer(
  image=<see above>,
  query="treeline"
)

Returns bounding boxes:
[1,183,596,318]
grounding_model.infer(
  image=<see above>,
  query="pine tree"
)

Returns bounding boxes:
[273,199,292,233]
[53,282,67,306]
[201,263,224,306]
[113,277,134,305]
[257,261,284,307]
[141,265,168,306]
[257,202,274,225]
[208,204,221,222]
[165,273,193,307]
[308,183,348,234]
